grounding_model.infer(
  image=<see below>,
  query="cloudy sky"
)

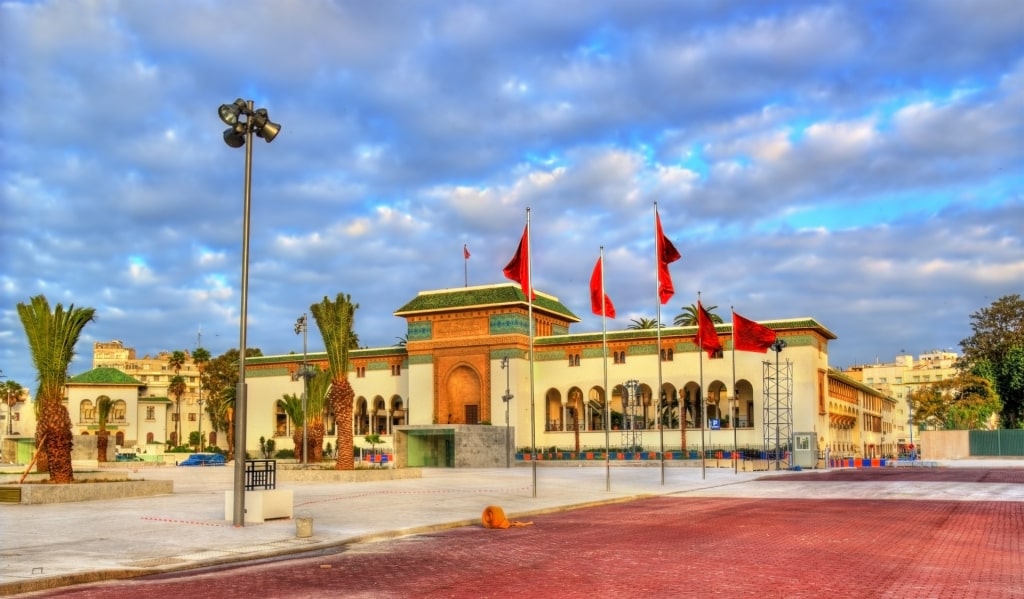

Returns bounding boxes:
[2,0,1022,389]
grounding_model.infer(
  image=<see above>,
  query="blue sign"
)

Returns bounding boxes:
[709,419,721,430]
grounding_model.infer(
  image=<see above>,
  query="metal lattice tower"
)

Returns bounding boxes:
[762,356,793,470]
[621,380,641,452]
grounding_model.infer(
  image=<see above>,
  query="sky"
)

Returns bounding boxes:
[2,0,1022,390]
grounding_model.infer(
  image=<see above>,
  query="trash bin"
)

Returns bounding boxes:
[296,517,313,538]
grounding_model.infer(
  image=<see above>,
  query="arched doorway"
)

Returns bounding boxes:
[441,364,483,424]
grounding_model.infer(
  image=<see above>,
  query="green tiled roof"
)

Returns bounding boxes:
[247,346,407,368]
[395,283,580,322]
[68,367,143,386]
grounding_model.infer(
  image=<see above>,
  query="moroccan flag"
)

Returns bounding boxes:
[589,256,616,318]
[503,226,534,299]
[732,311,777,353]
[656,211,681,304]
[464,244,471,259]
[697,300,722,357]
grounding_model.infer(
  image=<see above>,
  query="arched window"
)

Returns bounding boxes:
[80,400,96,423]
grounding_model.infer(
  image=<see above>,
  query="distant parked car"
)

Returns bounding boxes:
[178,453,226,467]
[115,452,143,462]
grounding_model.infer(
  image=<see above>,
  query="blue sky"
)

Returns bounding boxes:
[2,0,1022,389]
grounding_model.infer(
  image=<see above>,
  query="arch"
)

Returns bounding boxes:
[354,397,369,436]
[80,399,95,423]
[587,386,608,431]
[440,363,483,424]
[734,379,755,428]
[146,432,155,444]
[566,387,584,431]
[115,431,124,446]
[659,383,680,429]
[543,388,563,431]
[209,431,218,446]
[681,382,702,428]
[372,396,387,435]
[111,400,127,422]
[390,395,405,430]
[706,380,728,421]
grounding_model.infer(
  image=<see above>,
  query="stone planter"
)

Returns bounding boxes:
[1,480,173,504]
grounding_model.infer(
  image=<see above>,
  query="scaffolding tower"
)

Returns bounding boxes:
[621,380,642,452]
[762,355,793,470]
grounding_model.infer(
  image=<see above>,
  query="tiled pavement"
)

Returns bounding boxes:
[2,460,1023,597]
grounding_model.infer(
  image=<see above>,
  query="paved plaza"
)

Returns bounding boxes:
[2,460,1023,597]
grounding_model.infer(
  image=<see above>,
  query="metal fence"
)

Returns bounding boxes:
[969,430,1024,457]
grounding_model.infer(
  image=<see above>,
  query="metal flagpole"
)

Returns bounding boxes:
[731,307,739,474]
[526,208,537,498]
[599,246,611,491]
[698,292,706,481]
[654,203,666,485]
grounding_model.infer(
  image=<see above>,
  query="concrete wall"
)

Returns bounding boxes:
[920,430,968,460]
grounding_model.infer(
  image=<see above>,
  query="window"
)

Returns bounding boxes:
[614,351,626,364]
[660,348,674,362]
[356,367,366,378]
[391,364,401,376]
[188,413,197,422]
[146,406,155,421]
[568,354,580,367]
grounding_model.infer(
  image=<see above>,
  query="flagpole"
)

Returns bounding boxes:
[600,246,611,492]
[526,208,537,498]
[654,203,665,485]
[463,244,468,287]
[731,307,738,474]
[698,292,706,481]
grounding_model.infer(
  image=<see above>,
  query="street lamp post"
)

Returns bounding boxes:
[500,357,513,468]
[295,314,309,467]
[906,387,915,461]
[218,97,281,527]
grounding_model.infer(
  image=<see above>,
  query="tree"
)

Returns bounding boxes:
[96,396,113,462]
[1,379,24,436]
[17,295,96,483]
[910,372,1001,430]
[674,304,724,326]
[202,347,263,455]
[192,347,211,444]
[628,317,662,330]
[310,293,359,470]
[958,294,1024,428]
[277,393,306,461]
[168,375,187,446]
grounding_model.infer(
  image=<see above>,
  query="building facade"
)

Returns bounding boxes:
[6,283,903,465]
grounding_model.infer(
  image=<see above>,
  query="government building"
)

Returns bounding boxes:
[4,283,904,467]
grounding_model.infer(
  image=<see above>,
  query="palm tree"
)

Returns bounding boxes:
[167,350,187,444]
[310,293,359,470]
[1,379,24,436]
[168,375,187,446]
[673,303,724,327]
[192,347,211,448]
[17,294,96,483]
[628,317,662,329]
[277,393,305,461]
[96,396,113,462]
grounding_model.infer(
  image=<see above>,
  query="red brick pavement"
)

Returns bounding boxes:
[24,469,1024,599]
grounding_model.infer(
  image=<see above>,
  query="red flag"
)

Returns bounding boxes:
[503,226,534,299]
[463,244,471,260]
[697,300,722,357]
[589,256,616,318]
[732,311,777,353]
[656,211,681,304]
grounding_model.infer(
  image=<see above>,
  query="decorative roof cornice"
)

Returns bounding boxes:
[394,283,580,322]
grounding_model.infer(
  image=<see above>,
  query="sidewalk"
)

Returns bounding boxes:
[2,460,1023,595]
